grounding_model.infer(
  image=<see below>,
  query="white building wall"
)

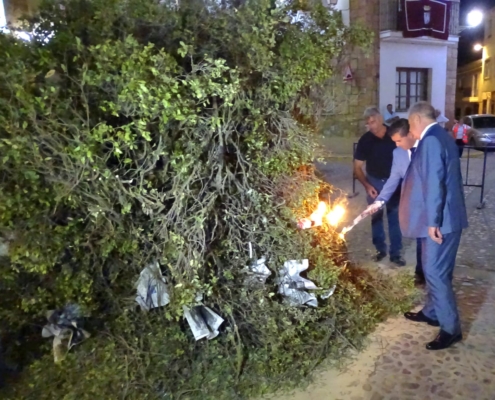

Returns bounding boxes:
[379,33,455,118]
[334,0,350,26]
[0,0,6,27]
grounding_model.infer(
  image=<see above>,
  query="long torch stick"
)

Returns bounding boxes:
[340,201,384,236]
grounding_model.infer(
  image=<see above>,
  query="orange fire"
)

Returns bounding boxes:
[308,201,328,227]
[326,204,345,227]
[299,201,346,229]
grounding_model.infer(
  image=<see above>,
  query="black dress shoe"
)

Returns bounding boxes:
[426,330,462,351]
[414,273,426,286]
[373,252,387,262]
[390,256,406,267]
[404,310,440,326]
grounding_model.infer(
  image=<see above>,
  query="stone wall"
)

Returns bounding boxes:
[4,0,39,25]
[320,0,380,138]
[379,0,397,31]
[445,44,459,124]
[445,0,460,126]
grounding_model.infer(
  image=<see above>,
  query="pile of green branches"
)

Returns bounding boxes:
[0,0,415,398]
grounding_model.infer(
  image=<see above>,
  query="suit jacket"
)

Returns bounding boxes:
[377,147,409,203]
[399,123,468,238]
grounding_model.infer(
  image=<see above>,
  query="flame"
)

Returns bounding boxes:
[308,201,328,227]
[304,201,346,229]
[326,204,345,227]
[341,226,352,235]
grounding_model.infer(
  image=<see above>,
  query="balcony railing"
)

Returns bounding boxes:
[380,0,460,36]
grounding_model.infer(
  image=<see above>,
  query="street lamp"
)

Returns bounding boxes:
[467,9,483,28]
[474,43,483,51]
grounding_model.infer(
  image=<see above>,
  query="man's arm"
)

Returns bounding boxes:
[353,159,378,198]
[376,149,403,203]
[421,136,446,243]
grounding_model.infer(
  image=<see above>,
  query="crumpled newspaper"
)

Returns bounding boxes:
[320,285,337,300]
[244,256,271,287]
[135,261,170,311]
[279,285,318,307]
[0,232,14,257]
[0,241,8,257]
[277,259,318,307]
[277,260,337,306]
[41,304,90,363]
[183,305,224,341]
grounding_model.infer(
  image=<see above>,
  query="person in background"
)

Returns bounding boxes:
[365,119,425,284]
[452,118,470,158]
[401,101,468,350]
[435,109,449,130]
[384,104,400,126]
[354,107,405,266]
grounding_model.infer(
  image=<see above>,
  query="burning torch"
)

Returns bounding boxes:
[340,200,384,237]
[297,201,346,230]
[296,199,385,240]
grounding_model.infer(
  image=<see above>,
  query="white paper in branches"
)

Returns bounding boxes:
[277,259,318,307]
[135,261,170,311]
[183,305,224,341]
[244,256,271,287]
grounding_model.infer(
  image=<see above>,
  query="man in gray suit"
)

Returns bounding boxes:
[400,102,468,350]
[364,119,425,284]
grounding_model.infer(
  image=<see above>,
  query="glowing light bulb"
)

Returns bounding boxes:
[474,43,483,51]
[467,10,483,28]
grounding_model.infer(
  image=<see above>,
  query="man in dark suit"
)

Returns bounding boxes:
[400,102,468,350]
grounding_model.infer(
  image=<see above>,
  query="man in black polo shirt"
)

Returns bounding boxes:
[353,107,405,266]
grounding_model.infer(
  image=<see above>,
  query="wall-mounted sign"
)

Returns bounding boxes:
[343,64,353,82]
[399,0,451,40]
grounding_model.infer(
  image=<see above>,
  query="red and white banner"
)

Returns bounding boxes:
[399,0,451,40]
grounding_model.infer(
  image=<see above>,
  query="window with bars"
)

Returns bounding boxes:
[395,68,429,112]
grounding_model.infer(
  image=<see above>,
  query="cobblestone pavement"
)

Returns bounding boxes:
[268,151,495,400]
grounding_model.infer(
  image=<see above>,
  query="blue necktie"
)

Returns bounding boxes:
[410,147,417,160]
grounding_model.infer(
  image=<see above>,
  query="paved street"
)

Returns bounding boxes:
[269,150,495,400]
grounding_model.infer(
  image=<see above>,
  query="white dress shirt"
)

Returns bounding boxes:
[407,140,419,160]
[436,114,449,128]
[384,110,398,120]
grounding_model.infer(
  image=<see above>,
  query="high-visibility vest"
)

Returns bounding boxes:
[453,123,470,144]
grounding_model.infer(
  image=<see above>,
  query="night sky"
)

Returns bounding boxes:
[458,0,495,65]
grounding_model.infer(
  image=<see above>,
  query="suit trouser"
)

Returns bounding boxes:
[421,230,462,335]
[455,139,465,158]
[366,175,402,258]
[415,238,423,276]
